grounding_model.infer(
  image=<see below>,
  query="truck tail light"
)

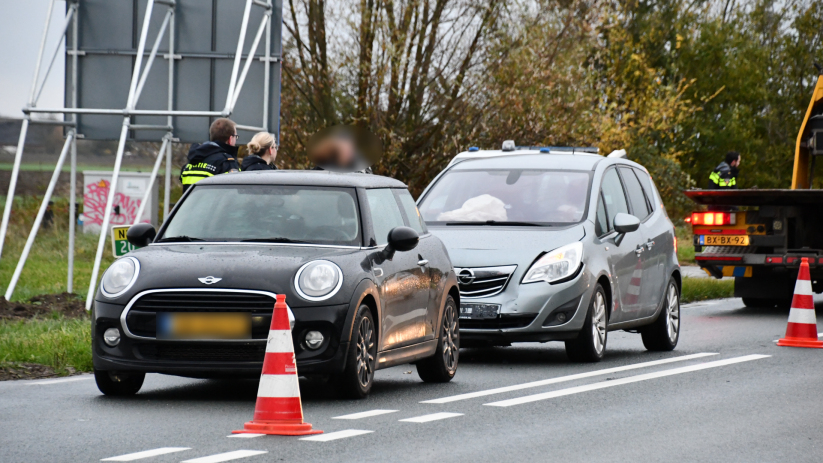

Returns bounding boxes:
[691,212,736,226]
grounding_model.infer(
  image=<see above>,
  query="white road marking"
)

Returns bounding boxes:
[422,352,718,404]
[27,375,92,385]
[485,354,770,407]
[333,409,398,420]
[101,447,190,461]
[399,412,464,423]
[180,450,268,463]
[300,430,374,441]
[226,433,265,438]
[773,333,823,342]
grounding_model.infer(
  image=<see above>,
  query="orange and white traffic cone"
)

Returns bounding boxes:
[233,294,323,436]
[777,258,823,349]
[625,257,643,306]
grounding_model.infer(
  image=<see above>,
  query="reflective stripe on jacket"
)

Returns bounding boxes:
[708,162,737,189]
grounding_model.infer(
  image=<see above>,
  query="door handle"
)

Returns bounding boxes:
[645,240,655,250]
[635,245,644,255]
[417,259,429,266]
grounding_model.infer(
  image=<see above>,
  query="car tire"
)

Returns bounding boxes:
[336,305,377,399]
[641,277,680,351]
[94,369,145,396]
[565,284,608,362]
[417,295,459,383]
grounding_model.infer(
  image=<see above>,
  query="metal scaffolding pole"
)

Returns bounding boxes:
[230,14,269,112]
[164,7,175,221]
[0,119,29,262]
[133,136,171,226]
[5,132,76,300]
[68,0,79,293]
[224,0,253,113]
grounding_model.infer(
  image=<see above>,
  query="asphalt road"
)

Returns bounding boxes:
[2,297,822,463]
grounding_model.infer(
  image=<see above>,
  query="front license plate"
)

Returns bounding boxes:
[699,235,750,246]
[459,304,500,320]
[157,312,251,340]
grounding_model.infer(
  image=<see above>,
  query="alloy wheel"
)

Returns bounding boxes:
[665,283,680,343]
[591,291,607,354]
[356,317,375,387]
[441,304,458,372]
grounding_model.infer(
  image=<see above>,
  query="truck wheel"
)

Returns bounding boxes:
[641,278,680,351]
[417,295,459,383]
[94,369,144,396]
[335,305,376,399]
[565,284,608,362]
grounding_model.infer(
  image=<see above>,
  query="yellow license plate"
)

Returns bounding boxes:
[700,235,750,246]
[158,312,251,339]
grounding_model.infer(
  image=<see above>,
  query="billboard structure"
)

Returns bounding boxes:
[0,0,283,309]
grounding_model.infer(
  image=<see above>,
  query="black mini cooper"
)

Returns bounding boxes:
[92,171,460,398]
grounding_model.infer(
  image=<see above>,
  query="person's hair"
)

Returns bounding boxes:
[209,118,236,143]
[247,132,276,155]
[726,151,740,164]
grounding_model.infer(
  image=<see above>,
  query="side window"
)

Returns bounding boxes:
[395,189,427,234]
[619,167,651,220]
[366,189,406,245]
[595,193,608,236]
[633,168,656,212]
[600,168,629,231]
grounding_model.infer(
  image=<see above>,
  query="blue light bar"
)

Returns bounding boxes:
[468,147,479,152]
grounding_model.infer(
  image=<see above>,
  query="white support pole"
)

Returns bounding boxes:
[133,137,170,226]
[230,14,269,112]
[0,119,29,262]
[126,0,155,110]
[164,137,172,220]
[133,9,172,106]
[33,4,76,105]
[5,132,75,301]
[262,0,271,132]
[27,0,56,106]
[68,0,79,293]
[164,6,175,221]
[224,0,254,113]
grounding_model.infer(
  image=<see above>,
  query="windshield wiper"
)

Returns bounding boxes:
[240,237,309,244]
[445,220,543,226]
[157,235,205,243]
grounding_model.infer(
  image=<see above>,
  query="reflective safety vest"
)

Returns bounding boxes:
[708,162,737,189]
[709,171,736,188]
[181,162,218,186]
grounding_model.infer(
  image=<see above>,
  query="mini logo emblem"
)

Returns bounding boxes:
[457,269,475,285]
[198,276,222,285]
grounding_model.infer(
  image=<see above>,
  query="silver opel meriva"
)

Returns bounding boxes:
[417,148,681,361]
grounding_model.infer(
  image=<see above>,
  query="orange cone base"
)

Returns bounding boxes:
[232,420,323,436]
[777,337,823,348]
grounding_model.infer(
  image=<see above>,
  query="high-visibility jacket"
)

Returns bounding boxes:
[708,162,737,189]
[180,141,240,192]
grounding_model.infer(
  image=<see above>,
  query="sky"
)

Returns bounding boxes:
[0,0,65,118]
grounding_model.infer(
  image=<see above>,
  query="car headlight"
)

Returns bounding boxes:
[294,260,343,301]
[101,257,140,298]
[522,242,583,284]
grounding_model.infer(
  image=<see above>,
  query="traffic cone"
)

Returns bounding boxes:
[233,294,323,436]
[777,258,823,349]
[625,257,643,306]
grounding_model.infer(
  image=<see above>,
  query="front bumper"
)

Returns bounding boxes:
[92,300,352,378]
[459,265,593,344]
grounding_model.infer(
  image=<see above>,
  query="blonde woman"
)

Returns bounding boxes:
[242,132,278,171]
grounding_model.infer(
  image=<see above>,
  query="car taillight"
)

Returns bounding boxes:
[690,212,736,226]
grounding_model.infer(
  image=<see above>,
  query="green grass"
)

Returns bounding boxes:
[676,224,695,265]
[681,276,734,303]
[0,315,92,374]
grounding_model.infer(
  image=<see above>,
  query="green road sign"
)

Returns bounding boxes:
[111,226,139,257]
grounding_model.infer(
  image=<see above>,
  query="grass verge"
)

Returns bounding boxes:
[0,315,92,375]
[681,276,734,303]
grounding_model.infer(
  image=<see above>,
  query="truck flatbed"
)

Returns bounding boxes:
[684,189,823,206]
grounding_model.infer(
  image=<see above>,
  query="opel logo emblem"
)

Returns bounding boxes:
[198,276,222,285]
[457,269,475,285]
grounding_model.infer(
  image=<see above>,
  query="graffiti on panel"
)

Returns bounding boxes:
[83,180,142,226]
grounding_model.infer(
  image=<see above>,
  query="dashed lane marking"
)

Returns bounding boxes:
[101,447,190,461]
[27,375,93,385]
[421,352,718,404]
[226,433,265,438]
[300,430,374,442]
[180,450,268,463]
[485,354,770,407]
[333,409,398,420]
[399,412,464,423]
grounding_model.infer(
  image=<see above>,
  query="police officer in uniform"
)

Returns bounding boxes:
[180,118,241,192]
[708,151,741,189]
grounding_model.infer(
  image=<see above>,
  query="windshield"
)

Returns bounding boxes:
[418,169,590,225]
[161,185,361,246]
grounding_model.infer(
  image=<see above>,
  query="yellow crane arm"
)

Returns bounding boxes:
[792,75,823,189]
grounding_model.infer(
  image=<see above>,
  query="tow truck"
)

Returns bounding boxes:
[685,70,823,307]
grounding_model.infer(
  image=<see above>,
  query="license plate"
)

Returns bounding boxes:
[699,235,750,246]
[157,312,251,340]
[459,304,500,320]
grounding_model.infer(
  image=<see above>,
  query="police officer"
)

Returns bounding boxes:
[180,118,241,192]
[708,151,741,189]
[241,132,278,171]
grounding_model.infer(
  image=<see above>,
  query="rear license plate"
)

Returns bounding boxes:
[157,312,251,340]
[699,235,749,246]
[459,304,500,320]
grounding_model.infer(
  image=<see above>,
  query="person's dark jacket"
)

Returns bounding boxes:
[708,161,738,189]
[241,154,276,171]
[180,141,240,192]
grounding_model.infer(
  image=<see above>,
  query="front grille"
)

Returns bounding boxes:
[136,343,266,362]
[460,314,537,330]
[456,265,517,298]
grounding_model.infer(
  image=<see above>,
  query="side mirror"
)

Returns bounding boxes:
[612,213,639,246]
[127,223,156,247]
[379,226,419,261]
